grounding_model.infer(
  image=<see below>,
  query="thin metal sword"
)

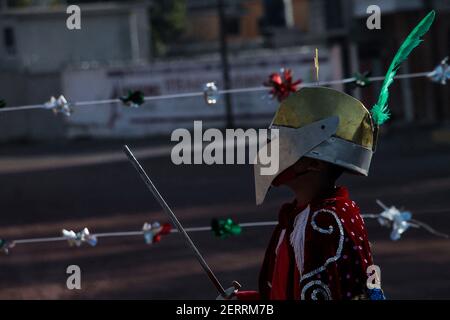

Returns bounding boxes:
[123,145,238,298]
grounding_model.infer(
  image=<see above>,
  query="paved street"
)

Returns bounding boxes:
[0,126,449,299]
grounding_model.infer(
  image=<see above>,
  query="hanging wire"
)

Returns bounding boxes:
[3,221,278,248]
[0,71,433,113]
[3,206,449,251]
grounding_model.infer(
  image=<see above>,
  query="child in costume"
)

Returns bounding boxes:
[229,11,435,300]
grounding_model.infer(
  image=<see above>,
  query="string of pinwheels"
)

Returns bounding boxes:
[0,57,448,116]
[1,200,448,255]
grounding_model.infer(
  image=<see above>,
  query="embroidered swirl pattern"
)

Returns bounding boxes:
[301,280,332,300]
[300,209,344,300]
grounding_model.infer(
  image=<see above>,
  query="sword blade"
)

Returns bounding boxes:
[123,145,226,296]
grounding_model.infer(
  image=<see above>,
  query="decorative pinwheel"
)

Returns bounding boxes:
[264,68,302,102]
[353,71,372,88]
[203,82,219,105]
[62,227,97,247]
[142,222,172,244]
[0,239,15,255]
[120,90,145,108]
[44,95,72,116]
[428,56,450,85]
[211,218,242,238]
[362,200,449,241]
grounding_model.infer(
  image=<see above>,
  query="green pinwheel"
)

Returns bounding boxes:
[211,218,242,238]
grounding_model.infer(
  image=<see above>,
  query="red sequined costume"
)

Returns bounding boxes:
[237,186,374,300]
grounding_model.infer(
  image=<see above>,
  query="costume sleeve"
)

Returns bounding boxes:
[235,291,260,300]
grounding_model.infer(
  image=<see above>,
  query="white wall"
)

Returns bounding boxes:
[0,3,150,73]
[62,46,337,138]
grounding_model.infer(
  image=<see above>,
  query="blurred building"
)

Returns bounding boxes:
[0,0,449,142]
[171,0,449,125]
[160,0,447,126]
[0,1,151,141]
[172,0,310,54]
[350,0,450,124]
[0,2,150,73]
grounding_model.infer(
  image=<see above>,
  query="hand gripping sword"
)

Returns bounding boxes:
[123,145,240,298]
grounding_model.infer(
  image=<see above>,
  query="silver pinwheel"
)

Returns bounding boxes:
[363,200,449,241]
[427,57,450,85]
[62,228,97,247]
[203,82,219,105]
[44,95,73,116]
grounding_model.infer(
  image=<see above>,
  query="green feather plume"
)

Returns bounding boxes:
[371,10,435,126]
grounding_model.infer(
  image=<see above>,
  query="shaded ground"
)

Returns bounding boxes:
[0,126,449,299]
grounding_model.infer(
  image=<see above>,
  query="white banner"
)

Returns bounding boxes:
[62,47,336,138]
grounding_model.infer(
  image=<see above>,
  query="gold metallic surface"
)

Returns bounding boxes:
[272,87,375,149]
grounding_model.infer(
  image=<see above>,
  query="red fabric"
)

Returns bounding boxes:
[239,186,374,300]
[270,235,290,299]
[269,202,305,300]
[235,291,260,300]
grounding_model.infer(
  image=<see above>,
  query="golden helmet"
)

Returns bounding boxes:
[273,86,376,175]
[253,10,435,205]
[253,11,435,205]
[254,86,376,205]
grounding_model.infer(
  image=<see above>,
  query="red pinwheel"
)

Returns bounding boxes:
[153,223,172,243]
[143,222,172,244]
[264,69,302,102]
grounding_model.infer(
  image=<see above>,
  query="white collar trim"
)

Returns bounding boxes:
[290,205,310,277]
